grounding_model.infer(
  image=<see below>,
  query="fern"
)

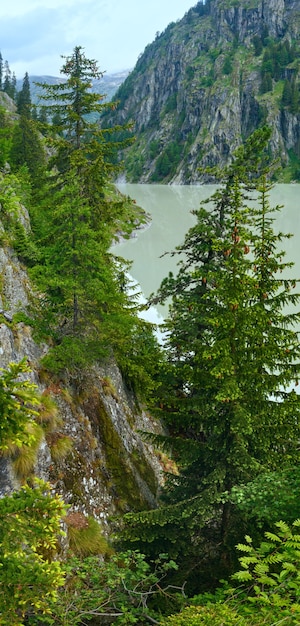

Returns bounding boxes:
[264,532,281,542]
[232,519,300,612]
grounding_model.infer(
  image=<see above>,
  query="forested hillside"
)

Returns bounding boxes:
[107,0,300,183]
[1,43,300,626]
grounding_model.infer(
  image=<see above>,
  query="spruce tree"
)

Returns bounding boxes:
[3,61,12,96]
[121,129,300,589]
[17,72,31,118]
[9,116,46,188]
[282,78,292,107]
[31,47,152,381]
[3,61,16,100]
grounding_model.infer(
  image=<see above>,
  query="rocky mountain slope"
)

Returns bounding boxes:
[0,176,162,537]
[107,0,300,183]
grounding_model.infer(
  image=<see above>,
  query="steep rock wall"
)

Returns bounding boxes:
[108,0,300,183]
[0,194,162,534]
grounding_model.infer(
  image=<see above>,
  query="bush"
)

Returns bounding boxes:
[161,604,247,625]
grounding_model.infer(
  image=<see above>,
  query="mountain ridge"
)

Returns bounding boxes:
[107,0,300,183]
[16,69,131,104]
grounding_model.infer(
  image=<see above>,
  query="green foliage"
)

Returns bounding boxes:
[0,165,38,266]
[9,116,46,188]
[0,359,41,451]
[40,334,110,376]
[223,55,233,75]
[164,93,177,113]
[0,170,31,225]
[120,129,300,589]
[281,78,299,113]
[260,39,299,97]
[0,359,67,624]
[252,35,263,56]
[11,219,39,266]
[16,72,32,118]
[282,78,293,107]
[231,520,300,620]
[151,141,182,181]
[161,604,246,625]
[260,72,272,94]
[66,513,109,557]
[230,467,300,525]
[3,59,16,100]
[0,479,66,625]
[28,47,158,394]
[116,317,163,398]
[5,422,44,482]
[0,106,13,168]
[149,138,161,159]
[46,433,73,462]
[186,65,196,80]
[162,520,300,625]
[31,551,178,625]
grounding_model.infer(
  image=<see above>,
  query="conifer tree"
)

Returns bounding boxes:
[282,78,293,107]
[31,48,152,380]
[17,72,32,118]
[121,129,300,588]
[3,60,12,96]
[10,116,46,188]
[3,61,16,100]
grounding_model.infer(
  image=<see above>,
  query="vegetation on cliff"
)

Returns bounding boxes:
[1,39,300,626]
[107,0,300,183]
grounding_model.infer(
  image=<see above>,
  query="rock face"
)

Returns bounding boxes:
[0,182,162,532]
[108,0,300,183]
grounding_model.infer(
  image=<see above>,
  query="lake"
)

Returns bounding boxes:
[114,183,300,326]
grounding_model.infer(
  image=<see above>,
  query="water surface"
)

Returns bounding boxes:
[114,183,300,323]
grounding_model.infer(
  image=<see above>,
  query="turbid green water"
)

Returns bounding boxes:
[114,183,300,325]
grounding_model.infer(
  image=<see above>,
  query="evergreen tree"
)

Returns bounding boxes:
[31,48,153,383]
[3,60,12,96]
[9,116,46,187]
[223,55,233,75]
[3,61,17,100]
[282,78,293,107]
[17,72,31,118]
[290,81,299,114]
[11,72,17,101]
[36,46,132,209]
[252,35,263,56]
[0,105,13,167]
[260,72,272,93]
[120,129,300,589]
[37,106,48,125]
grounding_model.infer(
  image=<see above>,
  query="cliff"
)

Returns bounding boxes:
[0,173,162,540]
[108,0,300,183]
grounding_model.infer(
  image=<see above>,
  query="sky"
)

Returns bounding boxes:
[1,0,195,79]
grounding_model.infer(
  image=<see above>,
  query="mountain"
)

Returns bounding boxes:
[107,0,300,183]
[16,69,130,105]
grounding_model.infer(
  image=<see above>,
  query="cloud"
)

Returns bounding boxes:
[1,1,121,76]
[1,0,195,78]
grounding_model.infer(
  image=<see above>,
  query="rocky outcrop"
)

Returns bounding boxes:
[0,184,162,532]
[107,0,300,183]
